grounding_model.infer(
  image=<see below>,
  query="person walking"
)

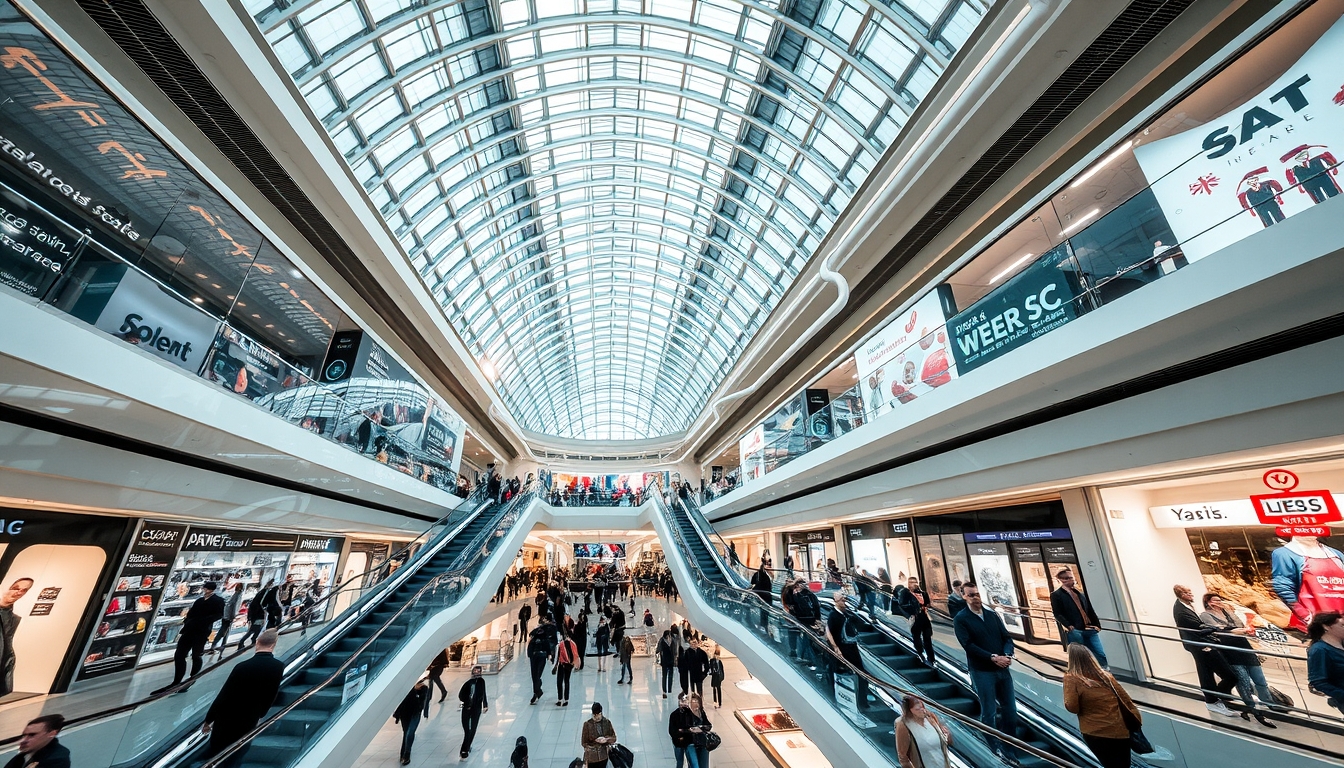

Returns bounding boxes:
[1172,584,1237,716]
[952,583,1018,762]
[1200,594,1276,728]
[1307,611,1344,716]
[238,580,270,651]
[895,693,951,768]
[1062,645,1141,768]
[595,617,611,672]
[527,617,555,705]
[751,565,773,629]
[554,631,579,706]
[5,716,69,768]
[427,648,450,702]
[261,579,284,629]
[669,693,711,768]
[708,646,725,708]
[581,702,617,768]
[573,611,590,670]
[1051,570,1107,669]
[210,583,244,657]
[457,664,488,759]
[685,638,710,698]
[162,581,225,691]
[898,576,936,667]
[518,603,532,638]
[826,593,870,712]
[676,638,692,698]
[618,632,635,687]
[392,679,431,766]
[655,629,677,696]
[201,629,284,760]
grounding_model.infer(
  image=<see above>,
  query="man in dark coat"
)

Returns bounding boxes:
[1173,583,1238,716]
[527,616,555,705]
[953,584,1018,762]
[201,629,284,759]
[426,648,449,702]
[684,638,710,697]
[898,576,936,666]
[457,664,488,759]
[168,581,226,688]
[1050,569,1107,668]
[0,578,33,697]
[6,715,70,768]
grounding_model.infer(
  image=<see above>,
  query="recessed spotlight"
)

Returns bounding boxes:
[192,297,204,304]
[194,272,208,279]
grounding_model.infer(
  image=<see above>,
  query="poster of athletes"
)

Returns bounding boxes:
[1133,16,1344,262]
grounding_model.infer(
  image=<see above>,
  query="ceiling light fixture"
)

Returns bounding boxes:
[480,358,498,381]
[989,253,1033,284]
[1060,208,1101,235]
[1070,141,1132,188]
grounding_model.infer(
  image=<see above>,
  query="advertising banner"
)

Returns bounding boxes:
[0,181,81,298]
[948,244,1082,375]
[738,424,765,481]
[967,542,1025,636]
[854,290,955,419]
[1132,16,1344,262]
[78,521,186,680]
[180,527,298,552]
[93,269,219,373]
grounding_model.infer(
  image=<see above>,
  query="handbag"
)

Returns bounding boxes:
[608,742,634,768]
[1104,677,1154,754]
[704,731,722,751]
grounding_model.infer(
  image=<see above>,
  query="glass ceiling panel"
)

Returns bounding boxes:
[249,0,992,440]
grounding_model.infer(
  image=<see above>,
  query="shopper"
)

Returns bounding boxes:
[1199,594,1276,728]
[751,565,773,628]
[1062,644,1140,768]
[554,631,579,706]
[669,693,712,768]
[1307,611,1344,716]
[952,583,1018,762]
[595,617,611,671]
[895,693,951,768]
[238,580,270,651]
[574,610,590,670]
[528,616,555,705]
[1051,570,1108,669]
[656,629,677,696]
[644,608,655,628]
[581,702,618,768]
[685,638,710,698]
[826,593,870,712]
[518,602,532,638]
[1172,584,1238,716]
[426,648,450,702]
[708,646,725,708]
[5,715,69,768]
[392,679,431,766]
[898,576,936,667]
[790,579,823,668]
[201,629,284,760]
[457,664,488,759]
[509,736,528,768]
[946,581,967,619]
[164,581,225,690]
[261,579,284,629]
[618,632,635,686]
[210,583,244,657]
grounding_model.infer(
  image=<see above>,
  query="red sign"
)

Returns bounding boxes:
[1262,469,1300,492]
[1275,525,1331,538]
[1250,490,1341,527]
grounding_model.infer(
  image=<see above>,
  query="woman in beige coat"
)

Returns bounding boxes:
[895,693,951,768]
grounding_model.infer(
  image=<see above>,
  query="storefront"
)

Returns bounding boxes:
[1099,459,1344,716]
[138,526,345,664]
[784,529,837,582]
[0,508,134,696]
[843,520,918,585]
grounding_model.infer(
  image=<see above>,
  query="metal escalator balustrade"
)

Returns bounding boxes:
[193,485,536,768]
[652,488,1080,768]
[0,488,493,768]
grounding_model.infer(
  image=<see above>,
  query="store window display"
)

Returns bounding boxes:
[1270,535,1344,632]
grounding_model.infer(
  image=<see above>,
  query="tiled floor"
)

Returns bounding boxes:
[351,594,800,768]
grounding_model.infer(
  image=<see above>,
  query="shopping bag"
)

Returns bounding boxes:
[608,742,634,768]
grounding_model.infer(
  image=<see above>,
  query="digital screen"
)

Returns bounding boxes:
[573,543,626,560]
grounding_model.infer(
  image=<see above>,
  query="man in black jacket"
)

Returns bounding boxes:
[1173,584,1238,716]
[166,581,226,689]
[1050,570,1108,669]
[457,664,488,759]
[898,576,936,666]
[684,638,710,697]
[953,584,1018,762]
[517,602,532,638]
[201,629,284,760]
[427,648,450,702]
[527,616,555,705]
[6,715,70,768]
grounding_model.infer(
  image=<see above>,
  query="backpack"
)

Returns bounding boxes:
[794,589,820,622]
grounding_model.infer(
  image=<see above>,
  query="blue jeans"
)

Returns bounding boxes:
[675,745,705,768]
[969,666,1018,758]
[399,716,420,761]
[1065,628,1108,669]
[1229,663,1273,710]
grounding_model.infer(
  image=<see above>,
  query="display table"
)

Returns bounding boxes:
[475,638,513,674]
[735,707,833,768]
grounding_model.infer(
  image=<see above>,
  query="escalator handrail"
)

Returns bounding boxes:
[651,491,1082,768]
[668,495,747,588]
[0,486,492,749]
[198,484,536,768]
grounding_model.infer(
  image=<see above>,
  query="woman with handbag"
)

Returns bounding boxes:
[1063,645,1142,768]
[894,693,951,768]
[668,693,712,768]
[554,631,579,706]
[581,702,618,768]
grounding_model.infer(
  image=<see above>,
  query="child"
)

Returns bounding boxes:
[509,736,528,768]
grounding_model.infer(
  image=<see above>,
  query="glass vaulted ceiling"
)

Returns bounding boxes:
[245,0,990,440]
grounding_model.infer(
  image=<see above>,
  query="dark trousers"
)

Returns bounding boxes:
[519,617,529,637]
[837,643,869,709]
[661,664,674,692]
[399,716,420,760]
[237,620,263,650]
[690,675,705,697]
[173,633,207,684]
[910,614,935,665]
[204,722,256,765]
[427,671,446,700]
[530,653,547,699]
[679,668,689,696]
[1188,648,1237,704]
[711,681,723,705]
[556,663,573,701]
[969,666,1018,758]
[461,707,481,754]
[1083,734,1131,768]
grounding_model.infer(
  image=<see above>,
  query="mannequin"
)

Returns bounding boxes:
[1270,535,1344,631]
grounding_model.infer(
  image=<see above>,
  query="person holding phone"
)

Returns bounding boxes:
[581,702,617,768]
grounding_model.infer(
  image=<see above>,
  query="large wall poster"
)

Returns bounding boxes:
[1133,15,1344,262]
[854,289,955,419]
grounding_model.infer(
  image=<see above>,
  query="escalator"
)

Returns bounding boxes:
[654,490,1077,768]
[1,487,505,768]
